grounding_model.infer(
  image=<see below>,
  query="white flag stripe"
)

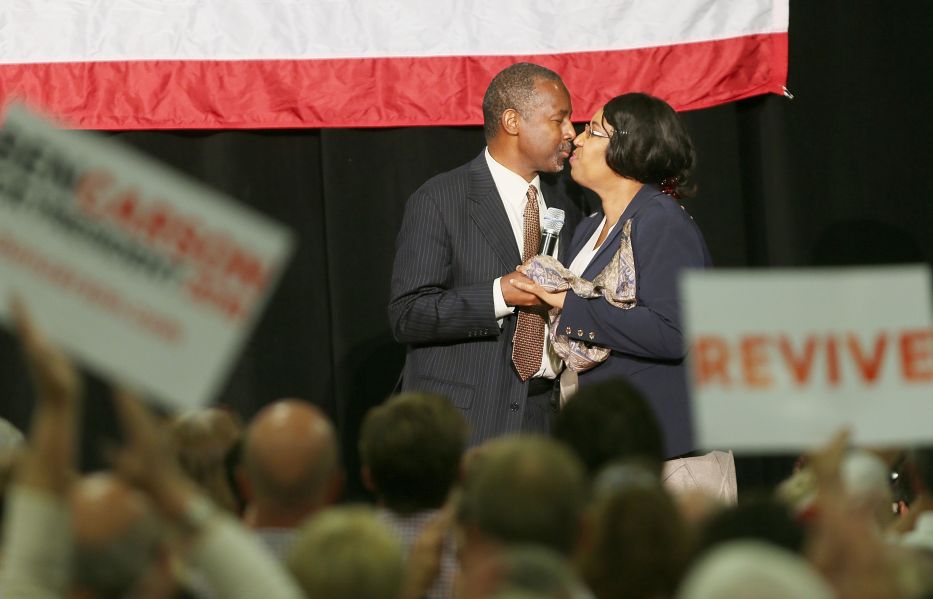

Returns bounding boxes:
[2,0,787,64]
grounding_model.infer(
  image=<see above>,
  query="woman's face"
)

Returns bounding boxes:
[569,108,615,189]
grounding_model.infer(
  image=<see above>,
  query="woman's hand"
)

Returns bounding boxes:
[509,278,566,310]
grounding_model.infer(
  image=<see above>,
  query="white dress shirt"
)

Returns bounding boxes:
[560,216,616,402]
[485,148,559,379]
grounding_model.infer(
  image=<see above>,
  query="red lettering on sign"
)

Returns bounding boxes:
[825,334,840,386]
[694,336,731,387]
[777,335,818,385]
[847,332,887,384]
[740,335,772,388]
[901,329,933,382]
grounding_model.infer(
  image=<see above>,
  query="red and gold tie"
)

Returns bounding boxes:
[511,185,546,381]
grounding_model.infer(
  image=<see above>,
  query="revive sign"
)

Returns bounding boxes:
[682,267,932,451]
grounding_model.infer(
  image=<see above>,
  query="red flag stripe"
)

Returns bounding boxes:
[0,33,787,130]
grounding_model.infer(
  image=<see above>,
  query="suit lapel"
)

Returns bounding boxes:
[566,216,600,265]
[468,154,522,270]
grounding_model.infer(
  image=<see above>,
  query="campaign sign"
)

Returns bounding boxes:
[682,266,932,451]
[0,105,294,409]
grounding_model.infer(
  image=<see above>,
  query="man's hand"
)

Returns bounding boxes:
[500,271,547,307]
[10,295,82,494]
[508,277,567,310]
[12,296,81,407]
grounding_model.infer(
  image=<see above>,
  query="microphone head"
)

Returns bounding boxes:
[542,207,565,235]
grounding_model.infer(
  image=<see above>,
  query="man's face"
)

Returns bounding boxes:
[515,79,575,175]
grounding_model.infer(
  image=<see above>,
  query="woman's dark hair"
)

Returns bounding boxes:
[601,93,696,198]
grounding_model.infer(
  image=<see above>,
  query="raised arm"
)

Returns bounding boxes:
[0,298,82,599]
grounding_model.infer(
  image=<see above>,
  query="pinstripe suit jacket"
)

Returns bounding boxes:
[389,151,583,445]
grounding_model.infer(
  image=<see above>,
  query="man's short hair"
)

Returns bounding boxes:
[286,506,404,599]
[552,378,664,477]
[359,392,467,512]
[458,435,587,555]
[482,62,563,141]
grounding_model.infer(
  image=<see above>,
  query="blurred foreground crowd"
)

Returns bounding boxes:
[0,301,931,599]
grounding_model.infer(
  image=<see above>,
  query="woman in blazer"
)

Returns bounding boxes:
[512,93,712,457]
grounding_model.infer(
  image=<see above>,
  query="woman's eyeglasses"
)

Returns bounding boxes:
[584,123,611,139]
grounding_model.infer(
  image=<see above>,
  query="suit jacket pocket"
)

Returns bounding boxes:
[414,376,475,411]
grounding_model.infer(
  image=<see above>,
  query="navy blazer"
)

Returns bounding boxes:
[560,184,712,457]
[389,151,583,445]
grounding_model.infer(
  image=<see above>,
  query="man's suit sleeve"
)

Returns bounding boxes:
[388,187,501,344]
[560,203,703,360]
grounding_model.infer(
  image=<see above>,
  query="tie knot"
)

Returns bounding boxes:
[525,185,539,218]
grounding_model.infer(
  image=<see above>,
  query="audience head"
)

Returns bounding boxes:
[458,435,587,558]
[359,392,468,513]
[479,545,591,599]
[286,506,404,599]
[591,92,696,198]
[677,541,834,599]
[695,494,806,557]
[242,399,342,526]
[70,473,161,598]
[171,406,243,514]
[552,378,664,478]
[577,462,690,599]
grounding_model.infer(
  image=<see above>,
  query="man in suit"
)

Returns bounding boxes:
[388,63,582,444]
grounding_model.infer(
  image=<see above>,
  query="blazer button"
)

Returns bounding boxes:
[565,326,572,334]
[509,402,520,411]
[577,329,584,336]
[589,332,595,340]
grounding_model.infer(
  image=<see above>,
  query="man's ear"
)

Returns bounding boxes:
[324,468,345,505]
[235,465,252,503]
[360,465,376,493]
[500,108,521,136]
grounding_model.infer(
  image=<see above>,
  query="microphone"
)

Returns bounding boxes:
[539,207,565,257]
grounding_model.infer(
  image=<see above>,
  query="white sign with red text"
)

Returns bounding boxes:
[0,105,294,409]
[682,266,932,451]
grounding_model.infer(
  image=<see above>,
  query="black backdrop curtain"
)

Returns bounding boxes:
[1,1,930,497]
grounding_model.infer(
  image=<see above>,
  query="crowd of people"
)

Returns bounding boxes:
[1,61,930,598]
[0,300,931,599]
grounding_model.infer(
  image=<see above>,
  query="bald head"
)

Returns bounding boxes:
[244,400,341,521]
[71,473,152,545]
[70,473,160,596]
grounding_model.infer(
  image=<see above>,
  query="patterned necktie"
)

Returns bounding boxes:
[512,185,546,381]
